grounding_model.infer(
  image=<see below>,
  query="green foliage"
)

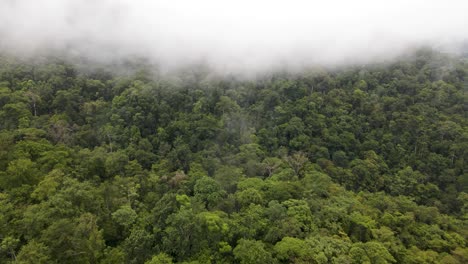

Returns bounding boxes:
[194,176,225,209]
[145,253,173,264]
[0,50,466,263]
[233,239,275,264]
[274,237,314,263]
[112,205,137,227]
[16,240,50,264]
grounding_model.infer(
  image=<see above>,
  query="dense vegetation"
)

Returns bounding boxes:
[0,50,467,264]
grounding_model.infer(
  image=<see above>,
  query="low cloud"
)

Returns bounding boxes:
[1,0,467,74]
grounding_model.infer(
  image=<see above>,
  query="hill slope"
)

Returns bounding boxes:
[0,50,466,263]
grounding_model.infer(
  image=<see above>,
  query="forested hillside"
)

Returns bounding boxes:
[0,50,467,263]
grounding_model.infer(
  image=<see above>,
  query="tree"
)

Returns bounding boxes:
[16,240,50,264]
[1,158,40,189]
[214,166,244,193]
[112,205,137,228]
[262,157,283,177]
[194,176,226,209]
[0,236,19,263]
[350,242,396,263]
[274,237,314,263]
[145,253,173,264]
[124,228,154,264]
[285,152,308,177]
[233,239,275,264]
[162,208,201,261]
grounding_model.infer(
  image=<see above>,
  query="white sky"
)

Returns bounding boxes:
[0,0,467,72]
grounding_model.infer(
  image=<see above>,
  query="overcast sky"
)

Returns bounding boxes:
[1,0,467,73]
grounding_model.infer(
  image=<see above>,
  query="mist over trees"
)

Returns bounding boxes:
[0,49,466,263]
[1,0,468,74]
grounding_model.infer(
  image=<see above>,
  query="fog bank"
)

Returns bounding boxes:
[1,0,467,74]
